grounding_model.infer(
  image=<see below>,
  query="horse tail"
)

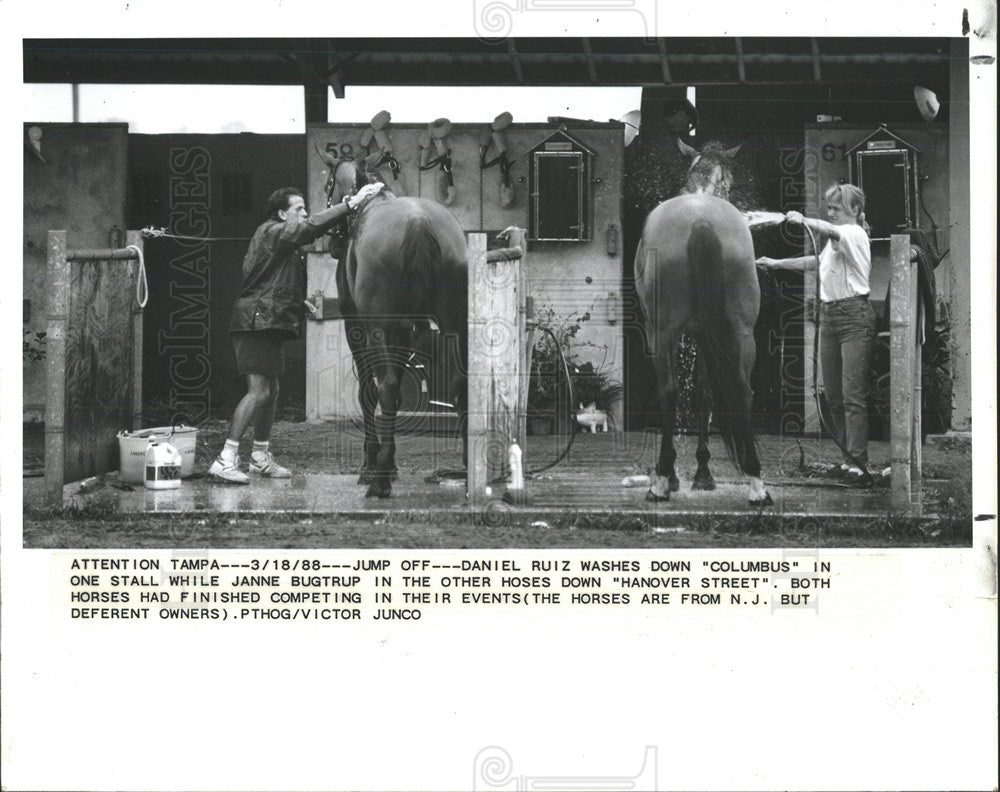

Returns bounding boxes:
[687,219,754,473]
[400,213,442,313]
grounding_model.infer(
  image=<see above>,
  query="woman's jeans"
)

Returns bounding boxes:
[819,296,876,467]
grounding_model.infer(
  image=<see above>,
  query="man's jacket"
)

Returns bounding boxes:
[229,204,345,338]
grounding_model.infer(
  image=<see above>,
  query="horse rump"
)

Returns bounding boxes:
[400,213,443,314]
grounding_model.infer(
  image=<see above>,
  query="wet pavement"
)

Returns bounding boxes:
[26,461,932,526]
[21,426,960,525]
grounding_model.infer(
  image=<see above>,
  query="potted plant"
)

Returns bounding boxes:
[526,302,622,434]
[570,361,624,430]
[23,330,47,363]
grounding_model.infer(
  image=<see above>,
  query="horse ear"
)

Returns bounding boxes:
[314,142,339,169]
[676,137,699,159]
[723,144,742,158]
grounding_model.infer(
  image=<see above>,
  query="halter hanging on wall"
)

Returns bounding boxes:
[479,111,515,208]
[360,110,406,196]
[418,117,456,205]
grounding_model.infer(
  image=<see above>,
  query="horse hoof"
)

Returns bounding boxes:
[645,490,670,503]
[692,476,715,491]
[365,484,392,499]
[668,475,680,492]
[749,492,774,508]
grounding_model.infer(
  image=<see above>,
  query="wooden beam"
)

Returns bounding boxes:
[735,38,747,83]
[45,230,68,507]
[329,71,345,100]
[296,53,329,122]
[889,234,921,515]
[467,231,526,502]
[657,38,672,83]
[582,38,598,84]
[325,48,359,99]
[507,39,524,84]
[127,231,144,431]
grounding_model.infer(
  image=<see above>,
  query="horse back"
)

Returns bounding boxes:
[349,197,468,328]
[635,193,758,332]
[641,194,752,261]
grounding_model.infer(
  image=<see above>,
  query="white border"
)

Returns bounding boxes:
[1,2,996,790]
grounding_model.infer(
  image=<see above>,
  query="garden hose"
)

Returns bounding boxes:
[522,323,577,477]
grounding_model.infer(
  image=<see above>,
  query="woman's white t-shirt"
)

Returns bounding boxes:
[819,223,871,302]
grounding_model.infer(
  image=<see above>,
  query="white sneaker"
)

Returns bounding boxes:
[209,456,249,485]
[249,451,292,478]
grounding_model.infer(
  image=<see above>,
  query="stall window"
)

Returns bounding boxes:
[528,131,594,242]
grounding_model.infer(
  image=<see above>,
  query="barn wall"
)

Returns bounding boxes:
[804,123,958,433]
[947,38,971,432]
[23,123,128,422]
[127,134,307,422]
[304,122,625,426]
[804,124,950,305]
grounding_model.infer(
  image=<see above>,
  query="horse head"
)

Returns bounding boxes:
[677,139,741,201]
[314,144,366,207]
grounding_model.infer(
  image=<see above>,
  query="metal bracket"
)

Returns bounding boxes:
[304,293,343,321]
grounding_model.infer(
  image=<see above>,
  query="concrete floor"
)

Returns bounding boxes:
[22,427,954,525]
[26,461,927,526]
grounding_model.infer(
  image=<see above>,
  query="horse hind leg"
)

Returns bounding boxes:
[346,319,379,485]
[691,344,716,490]
[366,330,404,498]
[646,345,680,502]
[735,331,772,507]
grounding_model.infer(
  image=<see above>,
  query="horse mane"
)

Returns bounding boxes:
[352,159,371,191]
[681,140,736,198]
[695,140,735,157]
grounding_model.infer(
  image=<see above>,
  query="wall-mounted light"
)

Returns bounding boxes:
[620,109,641,147]
[606,224,619,257]
[913,86,940,122]
[26,125,45,163]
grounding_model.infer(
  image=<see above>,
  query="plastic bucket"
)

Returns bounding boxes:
[166,426,198,479]
[118,425,198,483]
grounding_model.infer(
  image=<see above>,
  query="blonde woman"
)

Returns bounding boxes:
[756,184,875,486]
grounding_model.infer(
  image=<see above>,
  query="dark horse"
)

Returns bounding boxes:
[634,140,771,506]
[317,150,469,498]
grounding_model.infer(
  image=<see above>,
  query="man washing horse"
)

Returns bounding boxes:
[210,181,384,484]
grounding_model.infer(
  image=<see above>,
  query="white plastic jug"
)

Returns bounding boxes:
[508,441,524,490]
[145,441,182,490]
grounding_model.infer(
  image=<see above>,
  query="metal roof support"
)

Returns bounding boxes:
[811,38,822,82]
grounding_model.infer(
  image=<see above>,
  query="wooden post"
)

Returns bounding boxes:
[44,230,69,507]
[889,234,920,514]
[44,232,145,506]
[467,233,487,504]
[127,231,144,431]
[467,232,526,502]
[509,228,529,452]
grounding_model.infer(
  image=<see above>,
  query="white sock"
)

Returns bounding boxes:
[252,441,269,460]
[221,439,240,464]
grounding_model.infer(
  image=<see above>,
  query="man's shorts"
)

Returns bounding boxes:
[232,330,288,377]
